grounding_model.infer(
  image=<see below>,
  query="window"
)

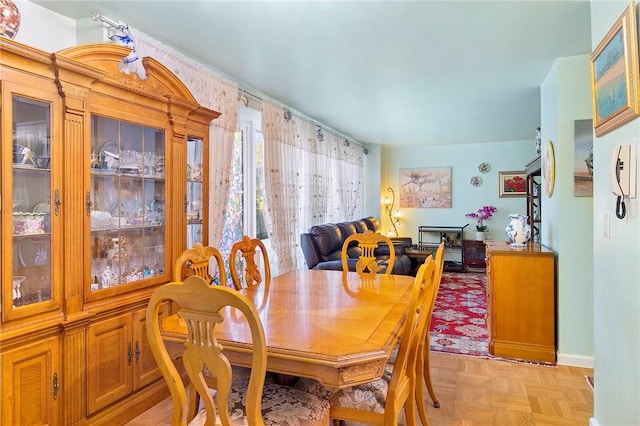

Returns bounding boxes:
[219,105,274,278]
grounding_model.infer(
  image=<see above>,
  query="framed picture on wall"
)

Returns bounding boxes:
[574,119,593,197]
[590,1,639,136]
[399,167,452,208]
[498,171,527,198]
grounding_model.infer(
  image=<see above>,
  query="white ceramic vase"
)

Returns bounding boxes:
[505,213,531,246]
[475,231,487,241]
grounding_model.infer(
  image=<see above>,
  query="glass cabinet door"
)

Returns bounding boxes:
[89,116,166,292]
[7,95,55,315]
[186,137,204,248]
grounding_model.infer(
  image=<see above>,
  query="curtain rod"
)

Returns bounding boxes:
[239,87,366,149]
[90,12,128,31]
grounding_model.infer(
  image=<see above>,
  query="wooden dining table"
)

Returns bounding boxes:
[160,269,415,389]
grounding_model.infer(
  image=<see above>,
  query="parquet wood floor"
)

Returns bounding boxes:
[126,352,593,426]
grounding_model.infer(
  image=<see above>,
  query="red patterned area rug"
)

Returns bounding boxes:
[429,272,489,357]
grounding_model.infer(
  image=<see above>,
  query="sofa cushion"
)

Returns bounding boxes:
[336,222,358,241]
[315,258,357,271]
[353,220,369,233]
[374,241,407,256]
[361,217,381,232]
[309,224,343,261]
[300,233,321,269]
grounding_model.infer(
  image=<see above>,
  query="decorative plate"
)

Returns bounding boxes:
[477,162,491,174]
[469,176,482,187]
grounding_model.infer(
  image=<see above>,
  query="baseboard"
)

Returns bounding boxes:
[589,417,599,426]
[557,353,594,368]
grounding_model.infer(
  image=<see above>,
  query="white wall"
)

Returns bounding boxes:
[13,0,75,51]
[540,54,594,366]
[590,2,640,425]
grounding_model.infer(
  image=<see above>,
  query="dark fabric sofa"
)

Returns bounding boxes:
[300,216,412,275]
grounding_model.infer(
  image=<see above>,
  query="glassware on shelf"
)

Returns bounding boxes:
[186,136,204,249]
[88,116,166,292]
[101,264,116,288]
[119,150,142,174]
[128,254,143,282]
[10,95,54,310]
[12,276,25,303]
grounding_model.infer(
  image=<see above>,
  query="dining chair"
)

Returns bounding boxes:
[173,242,227,287]
[341,230,396,278]
[295,258,437,426]
[229,235,271,290]
[416,241,445,419]
[146,275,331,425]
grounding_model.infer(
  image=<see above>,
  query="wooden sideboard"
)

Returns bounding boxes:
[485,241,556,362]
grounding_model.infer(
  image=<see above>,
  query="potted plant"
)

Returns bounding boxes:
[465,205,497,240]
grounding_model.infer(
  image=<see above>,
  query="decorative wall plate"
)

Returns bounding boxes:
[477,162,491,174]
[469,176,482,187]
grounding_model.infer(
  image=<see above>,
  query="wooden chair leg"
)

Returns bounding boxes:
[415,342,431,426]
[405,363,420,426]
[424,335,440,408]
[187,384,200,420]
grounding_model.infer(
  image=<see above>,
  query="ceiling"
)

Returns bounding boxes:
[32,1,592,146]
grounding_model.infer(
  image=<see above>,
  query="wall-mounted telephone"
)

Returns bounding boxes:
[611,143,637,219]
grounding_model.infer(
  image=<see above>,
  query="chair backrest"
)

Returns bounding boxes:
[173,242,227,287]
[341,230,396,278]
[229,235,271,290]
[414,242,445,365]
[146,275,268,425]
[426,241,445,325]
[384,257,437,422]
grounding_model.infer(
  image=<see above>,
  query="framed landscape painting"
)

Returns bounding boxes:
[498,171,526,198]
[399,167,452,208]
[590,1,639,136]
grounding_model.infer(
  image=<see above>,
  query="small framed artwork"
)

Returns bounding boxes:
[498,171,527,198]
[590,1,639,136]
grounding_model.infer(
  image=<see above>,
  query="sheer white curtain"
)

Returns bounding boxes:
[130,29,237,247]
[262,100,364,272]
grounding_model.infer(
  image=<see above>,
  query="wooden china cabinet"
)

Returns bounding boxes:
[1,39,219,425]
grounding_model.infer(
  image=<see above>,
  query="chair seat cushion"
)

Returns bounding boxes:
[190,382,331,426]
[203,365,253,386]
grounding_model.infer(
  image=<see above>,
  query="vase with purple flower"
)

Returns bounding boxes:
[465,205,497,241]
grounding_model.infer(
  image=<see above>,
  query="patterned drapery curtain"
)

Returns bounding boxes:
[262,100,364,272]
[130,29,238,247]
